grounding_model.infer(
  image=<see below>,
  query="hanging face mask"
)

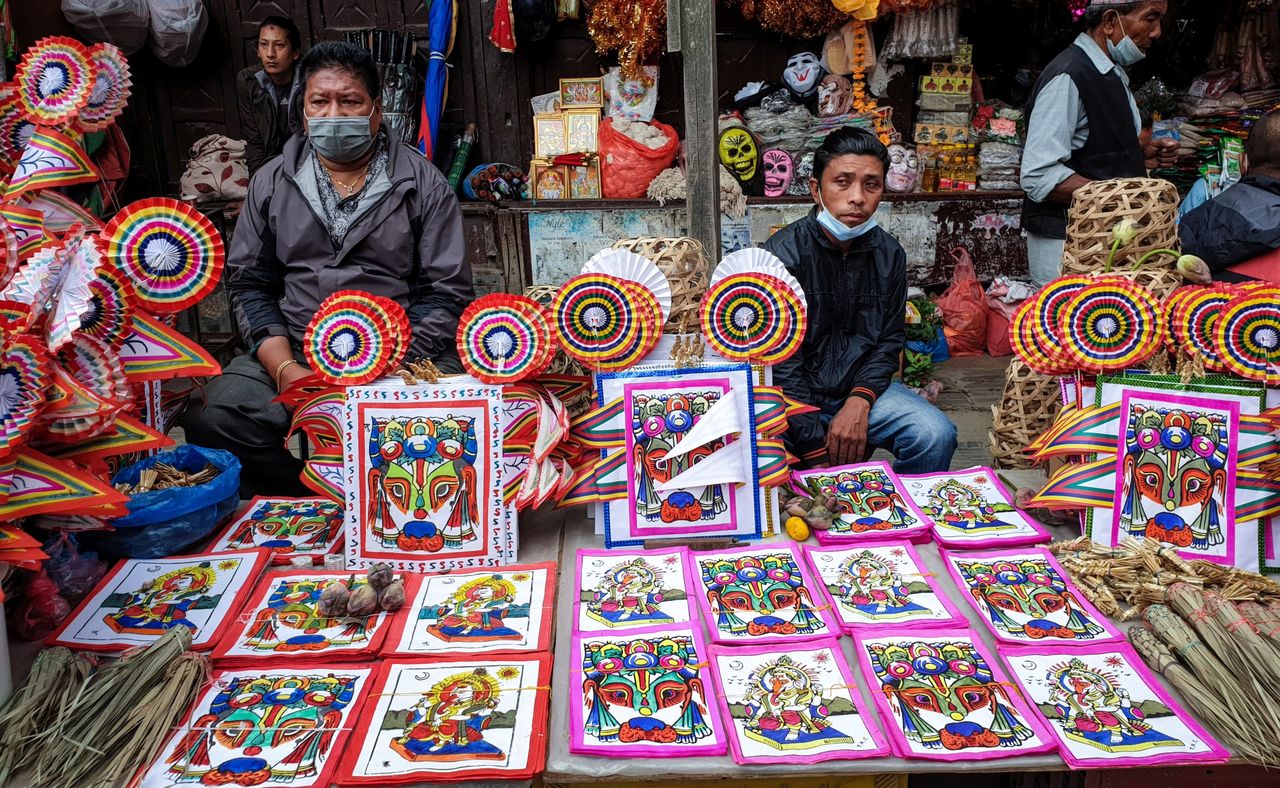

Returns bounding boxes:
[816,191,877,242]
[1106,13,1146,67]
[307,111,376,163]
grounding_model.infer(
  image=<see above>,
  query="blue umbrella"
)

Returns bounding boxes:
[417,0,457,159]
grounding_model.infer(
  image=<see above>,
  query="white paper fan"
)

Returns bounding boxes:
[712,248,805,303]
[47,236,104,352]
[581,248,673,325]
[654,440,750,492]
[663,387,744,462]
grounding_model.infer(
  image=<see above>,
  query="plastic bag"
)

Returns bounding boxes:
[933,247,987,357]
[61,0,150,54]
[10,571,72,641]
[42,533,107,604]
[598,117,680,199]
[146,0,209,66]
[604,66,659,122]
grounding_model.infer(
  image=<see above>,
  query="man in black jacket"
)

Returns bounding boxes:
[765,128,957,473]
[236,16,304,175]
[1180,110,1280,282]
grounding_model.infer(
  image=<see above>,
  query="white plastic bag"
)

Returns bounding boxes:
[61,0,150,55]
[147,0,209,67]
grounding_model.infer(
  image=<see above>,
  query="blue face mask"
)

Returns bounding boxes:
[817,193,877,242]
[1106,15,1146,67]
[307,111,375,163]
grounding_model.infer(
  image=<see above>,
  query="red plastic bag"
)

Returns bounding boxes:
[933,246,987,357]
[598,118,680,198]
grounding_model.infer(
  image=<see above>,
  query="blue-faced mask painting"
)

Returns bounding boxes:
[858,632,1053,761]
[1004,645,1229,769]
[692,545,836,644]
[345,386,511,573]
[137,668,372,788]
[572,629,726,757]
[211,497,344,563]
[1114,393,1236,555]
[946,550,1120,645]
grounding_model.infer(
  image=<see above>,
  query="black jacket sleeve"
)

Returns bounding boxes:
[405,179,475,360]
[236,70,266,175]
[1180,195,1280,273]
[227,163,289,346]
[848,243,907,401]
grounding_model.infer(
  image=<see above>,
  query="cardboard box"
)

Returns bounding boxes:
[931,62,975,79]
[955,43,973,65]
[913,123,972,145]
[919,75,973,95]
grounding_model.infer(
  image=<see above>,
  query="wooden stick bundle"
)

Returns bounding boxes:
[114,463,219,494]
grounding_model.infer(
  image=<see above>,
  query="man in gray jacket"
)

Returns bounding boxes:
[183,41,475,497]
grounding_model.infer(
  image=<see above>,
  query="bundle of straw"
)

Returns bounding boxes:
[1239,601,1280,651]
[1204,591,1280,704]
[31,627,210,788]
[0,647,94,783]
[1128,624,1275,764]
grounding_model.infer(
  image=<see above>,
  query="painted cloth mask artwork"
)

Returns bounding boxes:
[816,74,853,117]
[215,498,343,558]
[582,634,714,746]
[761,149,794,198]
[887,144,921,193]
[783,52,823,98]
[796,465,925,536]
[951,555,1110,642]
[718,127,759,185]
[633,391,728,523]
[1118,404,1229,550]
[241,577,379,653]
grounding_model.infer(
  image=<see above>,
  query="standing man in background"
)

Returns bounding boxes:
[1020,0,1177,289]
[237,15,305,175]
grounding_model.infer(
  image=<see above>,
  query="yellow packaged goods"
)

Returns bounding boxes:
[913,123,972,145]
[919,75,973,95]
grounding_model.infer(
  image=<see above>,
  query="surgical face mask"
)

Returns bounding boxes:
[816,192,877,242]
[1106,15,1146,67]
[306,111,375,163]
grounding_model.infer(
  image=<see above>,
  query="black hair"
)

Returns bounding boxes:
[1082,2,1142,31]
[258,15,302,51]
[1246,110,1280,176]
[298,41,381,103]
[813,127,889,181]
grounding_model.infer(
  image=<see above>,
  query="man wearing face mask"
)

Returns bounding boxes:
[182,41,474,498]
[1020,0,1177,289]
[765,128,958,473]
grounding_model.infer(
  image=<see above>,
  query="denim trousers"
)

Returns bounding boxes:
[1027,232,1067,290]
[818,381,959,475]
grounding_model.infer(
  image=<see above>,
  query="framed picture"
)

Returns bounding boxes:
[898,466,1050,549]
[564,109,600,154]
[568,160,601,199]
[559,77,604,109]
[531,163,569,200]
[534,113,567,159]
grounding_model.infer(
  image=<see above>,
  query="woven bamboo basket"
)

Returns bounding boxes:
[1061,178,1182,299]
[989,359,1062,470]
[611,236,711,335]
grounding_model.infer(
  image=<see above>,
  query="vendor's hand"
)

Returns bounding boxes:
[826,397,871,467]
[1143,138,1178,169]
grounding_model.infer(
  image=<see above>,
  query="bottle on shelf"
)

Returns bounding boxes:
[921,148,938,193]
[938,148,954,192]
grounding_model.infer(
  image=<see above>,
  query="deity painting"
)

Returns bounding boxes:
[569,161,601,199]
[576,548,693,632]
[565,111,599,154]
[689,544,837,645]
[340,657,549,784]
[345,386,510,573]
[945,548,1122,645]
[794,461,931,542]
[761,149,794,198]
[782,51,823,97]
[1001,643,1230,769]
[601,365,762,547]
[887,143,921,193]
[560,77,604,108]
[534,115,567,158]
[718,126,759,184]
[571,627,726,757]
[214,571,392,661]
[816,74,852,117]
[384,562,554,656]
[856,629,1055,761]
[48,550,267,653]
[533,165,566,199]
[208,496,343,564]
[899,467,1050,549]
[804,543,967,631]
[1113,392,1238,554]
[708,641,889,765]
[137,667,372,788]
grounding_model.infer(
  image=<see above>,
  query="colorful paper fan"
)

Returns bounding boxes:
[1010,297,1064,375]
[1215,288,1280,381]
[457,293,556,384]
[581,249,672,325]
[0,333,51,456]
[77,266,134,349]
[554,273,657,368]
[711,247,806,303]
[77,43,132,132]
[46,234,104,353]
[367,293,410,369]
[1169,285,1231,373]
[700,272,801,363]
[0,217,18,292]
[304,291,402,385]
[1058,278,1165,373]
[101,197,224,314]
[61,335,130,411]
[759,283,808,366]
[0,92,37,166]
[4,128,98,201]
[14,37,95,126]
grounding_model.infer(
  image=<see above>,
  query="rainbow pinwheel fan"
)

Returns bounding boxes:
[14,36,94,126]
[1167,285,1231,373]
[581,248,672,326]
[457,293,556,384]
[699,248,808,366]
[1216,287,1280,382]
[304,290,408,386]
[101,197,224,314]
[553,272,660,370]
[77,43,132,132]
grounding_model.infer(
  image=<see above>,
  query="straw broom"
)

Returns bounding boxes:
[1239,601,1280,652]
[1128,624,1276,764]
[1204,591,1280,703]
[0,647,94,783]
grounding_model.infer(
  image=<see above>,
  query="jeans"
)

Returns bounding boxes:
[1027,232,1066,290]
[818,381,958,475]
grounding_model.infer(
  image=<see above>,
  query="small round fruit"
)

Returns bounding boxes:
[785,516,811,542]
